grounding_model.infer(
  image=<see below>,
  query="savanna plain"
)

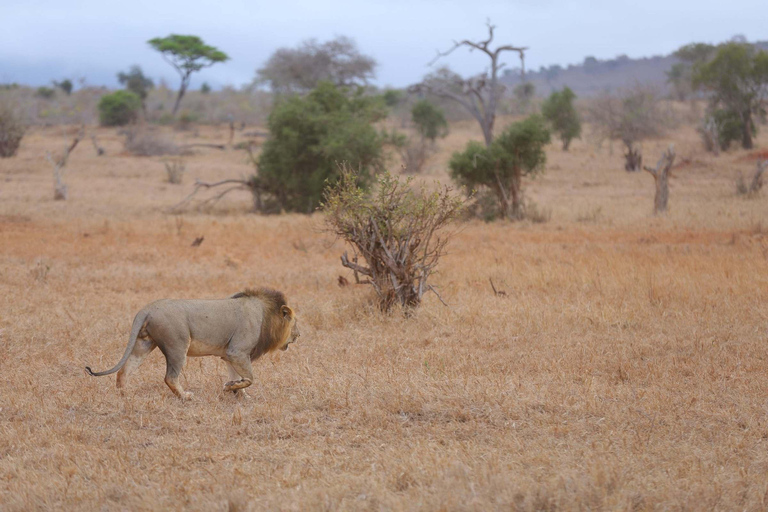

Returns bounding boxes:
[1,117,768,511]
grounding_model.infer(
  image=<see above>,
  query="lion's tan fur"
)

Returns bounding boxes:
[85,287,300,400]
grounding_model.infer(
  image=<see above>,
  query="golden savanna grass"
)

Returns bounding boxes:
[1,117,768,510]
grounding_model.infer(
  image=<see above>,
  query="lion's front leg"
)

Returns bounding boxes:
[226,361,251,398]
[223,355,253,393]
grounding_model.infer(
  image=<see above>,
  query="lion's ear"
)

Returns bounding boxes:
[281,305,294,320]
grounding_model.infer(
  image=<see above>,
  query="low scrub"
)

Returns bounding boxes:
[0,104,25,157]
[123,127,180,156]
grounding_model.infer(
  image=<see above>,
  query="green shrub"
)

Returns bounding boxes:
[256,81,388,213]
[0,104,25,158]
[711,108,751,151]
[450,115,549,220]
[98,90,142,126]
[541,87,581,150]
[35,86,55,99]
[411,100,448,142]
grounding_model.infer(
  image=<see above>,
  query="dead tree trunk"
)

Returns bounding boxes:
[624,143,642,172]
[749,160,767,194]
[46,127,84,200]
[90,135,105,156]
[643,145,675,214]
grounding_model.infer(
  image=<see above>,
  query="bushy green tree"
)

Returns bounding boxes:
[693,43,768,149]
[117,66,154,113]
[256,82,388,213]
[411,100,448,142]
[450,115,550,220]
[541,87,581,150]
[148,34,229,116]
[200,82,211,94]
[53,79,73,96]
[98,90,142,126]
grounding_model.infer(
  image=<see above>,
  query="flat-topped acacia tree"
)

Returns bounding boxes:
[148,34,229,116]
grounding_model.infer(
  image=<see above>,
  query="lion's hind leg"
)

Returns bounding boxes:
[161,341,193,401]
[116,337,156,390]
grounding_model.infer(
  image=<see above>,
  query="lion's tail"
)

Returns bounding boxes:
[85,310,149,377]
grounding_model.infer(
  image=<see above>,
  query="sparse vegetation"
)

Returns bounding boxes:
[148,34,229,116]
[123,126,180,156]
[322,166,465,312]
[98,90,142,126]
[588,86,669,171]
[450,115,550,220]
[541,86,581,150]
[164,159,186,184]
[0,103,25,157]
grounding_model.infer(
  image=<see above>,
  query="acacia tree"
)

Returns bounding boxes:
[693,43,768,149]
[256,36,376,95]
[117,66,154,114]
[541,86,581,150]
[450,115,550,220]
[148,35,229,116]
[411,22,527,147]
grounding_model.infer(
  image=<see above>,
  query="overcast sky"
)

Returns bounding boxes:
[0,0,764,90]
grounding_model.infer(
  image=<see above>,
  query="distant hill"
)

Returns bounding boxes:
[500,40,768,97]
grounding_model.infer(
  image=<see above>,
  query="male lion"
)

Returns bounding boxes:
[85,288,300,400]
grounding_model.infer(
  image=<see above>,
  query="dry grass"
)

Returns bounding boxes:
[1,119,768,510]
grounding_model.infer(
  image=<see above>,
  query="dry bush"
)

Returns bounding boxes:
[736,160,767,197]
[0,103,25,157]
[123,126,180,156]
[164,159,186,184]
[398,138,433,174]
[322,167,465,312]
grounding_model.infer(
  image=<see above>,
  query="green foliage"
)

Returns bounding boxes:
[411,100,448,142]
[200,82,211,94]
[450,115,550,220]
[0,103,25,158]
[98,90,142,126]
[117,66,154,105]
[541,87,581,150]
[692,43,768,149]
[148,34,229,115]
[148,34,229,72]
[322,165,465,312]
[35,87,55,99]
[256,81,388,213]
[709,108,751,151]
[53,79,73,95]
[382,89,403,107]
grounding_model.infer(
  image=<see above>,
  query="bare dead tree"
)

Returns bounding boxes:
[738,159,768,196]
[411,21,527,147]
[170,144,263,212]
[46,127,84,200]
[643,145,676,214]
[750,160,767,194]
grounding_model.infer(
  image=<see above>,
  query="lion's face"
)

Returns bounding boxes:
[279,306,300,351]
